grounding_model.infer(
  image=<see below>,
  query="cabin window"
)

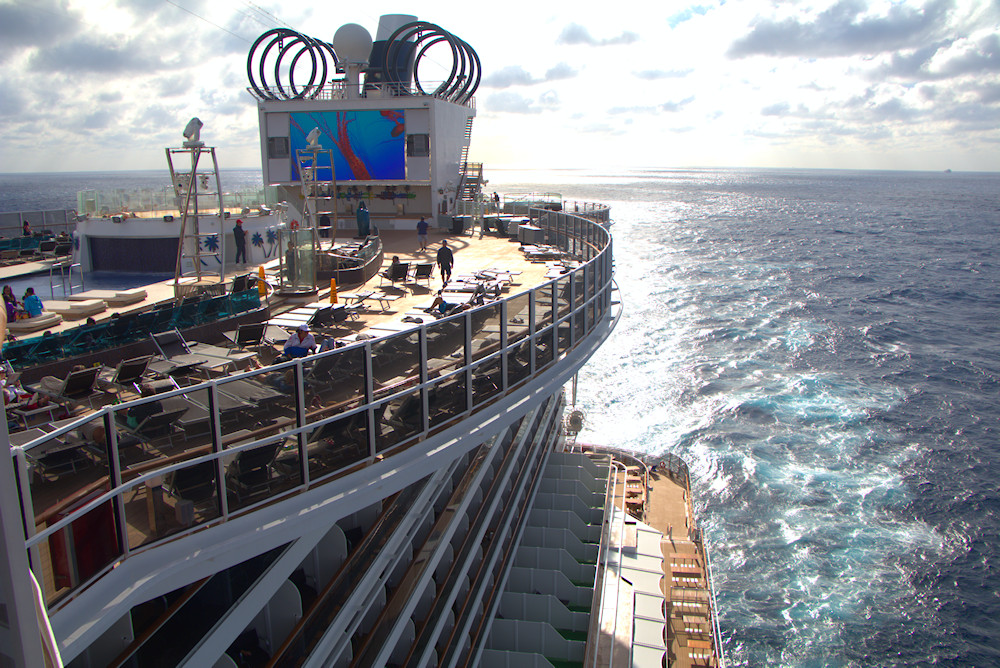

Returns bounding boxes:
[407,134,430,157]
[268,137,290,159]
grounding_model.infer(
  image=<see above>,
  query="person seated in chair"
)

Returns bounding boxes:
[281,324,315,359]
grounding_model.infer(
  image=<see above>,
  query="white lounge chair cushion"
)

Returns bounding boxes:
[7,312,63,333]
[45,299,107,318]
[68,288,147,306]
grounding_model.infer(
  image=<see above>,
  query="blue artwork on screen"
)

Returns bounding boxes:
[289,110,405,181]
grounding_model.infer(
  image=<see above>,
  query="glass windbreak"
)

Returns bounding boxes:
[281,227,317,292]
[573,311,585,345]
[154,457,222,537]
[302,346,366,409]
[111,393,190,463]
[558,320,573,356]
[574,269,586,310]
[506,293,530,344]
[218,367,300,443]
[375,390,423,453]
[372,331,421,400]
[303,411,369,480]
[426,317,466,371]
[556,275,572,319]
[535,327,555,370]
[507,340,532,387]
[31,483,122,606]
[470,306,502,363]
[428,370,467,429]
[471,358,503,407]
[225,436,297,513]
[535,286,554,329]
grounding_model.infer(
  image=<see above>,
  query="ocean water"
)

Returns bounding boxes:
[5,167,1000,666]
[491,167,1000,667]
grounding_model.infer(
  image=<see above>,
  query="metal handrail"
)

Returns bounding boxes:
[12,204,618,607]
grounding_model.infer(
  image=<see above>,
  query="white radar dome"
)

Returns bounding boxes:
[333,24,373,64]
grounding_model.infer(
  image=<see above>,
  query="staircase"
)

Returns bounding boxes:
[456,118,479,201]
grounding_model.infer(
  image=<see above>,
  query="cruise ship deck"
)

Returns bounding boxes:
[1,203,673,667]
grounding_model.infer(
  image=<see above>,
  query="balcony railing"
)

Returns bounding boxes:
[10,204,615,609]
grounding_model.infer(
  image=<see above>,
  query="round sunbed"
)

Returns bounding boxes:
[7,312,62,334]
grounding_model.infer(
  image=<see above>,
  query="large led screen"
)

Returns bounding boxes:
[289,110,405,181]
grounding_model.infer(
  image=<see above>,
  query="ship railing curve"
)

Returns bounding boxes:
[11,205,617,611]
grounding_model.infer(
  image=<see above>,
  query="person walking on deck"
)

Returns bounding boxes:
[417,216,429,250]
[436,240,454,285]
[233,219,247,264]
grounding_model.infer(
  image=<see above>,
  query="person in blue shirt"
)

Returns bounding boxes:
[22,288,43,318]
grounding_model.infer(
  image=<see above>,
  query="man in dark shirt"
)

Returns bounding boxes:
[233,219,247,264]
[436,240,454,285]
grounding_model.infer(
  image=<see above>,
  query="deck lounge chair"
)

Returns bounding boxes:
[29,366,102,409]
[153,328,255,375]
[98,356,152,397]
[226,441,281,503]
[167,461,218,519]
[410,263,434,288]
[231,323,266,350]
[122,407,188,449]
[379,261,410,291]
[150,329,215,377]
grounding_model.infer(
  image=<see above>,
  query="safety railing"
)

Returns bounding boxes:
[11,205,616,609]
[247,80,476,109]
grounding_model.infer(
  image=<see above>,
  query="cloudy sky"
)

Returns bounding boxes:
[1,0,997,173]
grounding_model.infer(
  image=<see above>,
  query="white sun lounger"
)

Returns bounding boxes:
[68,288,147,306]
[44,299,108,320]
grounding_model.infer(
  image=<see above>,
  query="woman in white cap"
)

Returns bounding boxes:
[282,323,315,359]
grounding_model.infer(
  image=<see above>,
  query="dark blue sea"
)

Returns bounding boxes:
[5,167,1000,666]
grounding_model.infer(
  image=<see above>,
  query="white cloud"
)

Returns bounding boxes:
[0,0,996,172]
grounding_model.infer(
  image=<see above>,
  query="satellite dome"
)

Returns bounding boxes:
[333,23,373,64]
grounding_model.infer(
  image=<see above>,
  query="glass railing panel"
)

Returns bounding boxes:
[471,357,502,407]
[574,269,586,310]
[372,331,420,400]
[110,391,195,469]
[375,390,423,453]
[558,321,572,356]
[535,327,555,370]
[151,387,217,456]
[583,263,593,305]
[21,418,112,556]
[301,412,369,480]
[426,317,466,370]
[428,370,467,429]
[574,310,585,343]
[506,293,531,344]
[301,345,366,416]
[507,340,532,387]
[556,275,572,318]
[534,286,553,328]
[32,491,123,607]
[470,306,502,363]
[587,303,596,333]
[155,457,222,537]
[225,435,297,513]
[216,368,299,443]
